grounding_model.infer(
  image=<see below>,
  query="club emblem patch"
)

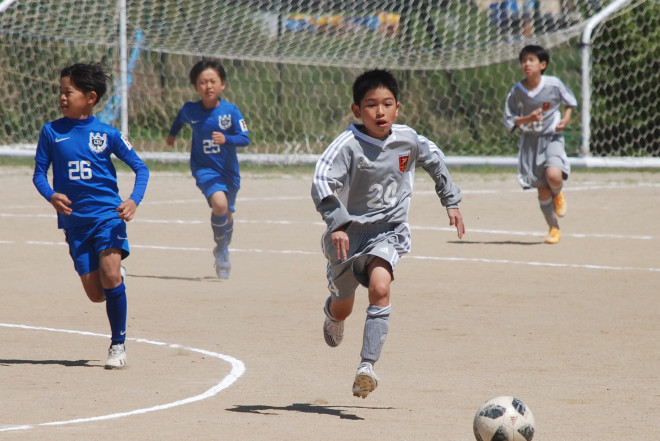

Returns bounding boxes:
[219,114,232,130]
[398,154,410,172]
[542,102,551,111]
[89,132,108,153]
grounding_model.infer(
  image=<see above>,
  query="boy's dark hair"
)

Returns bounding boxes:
[189,59,227,85]
[60,62,109,104]
[353,69,399,105]
[519,45,550,73]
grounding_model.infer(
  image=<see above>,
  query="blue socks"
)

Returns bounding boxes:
[104,282,127,344]
[211,213,229,248]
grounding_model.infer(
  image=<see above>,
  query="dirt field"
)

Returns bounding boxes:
[1,164,658,441]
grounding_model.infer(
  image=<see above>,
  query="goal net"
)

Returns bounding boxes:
[0,0,657,162]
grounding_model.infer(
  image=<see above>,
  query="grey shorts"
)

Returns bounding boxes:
[517,134,570,189]
[322,222,411,300]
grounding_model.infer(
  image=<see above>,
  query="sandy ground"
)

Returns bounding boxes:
[0,164,658,441]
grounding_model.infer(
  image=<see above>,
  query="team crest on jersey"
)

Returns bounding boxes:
[398,154,410,172]
[89,132,108,153]
[219,114,232,130]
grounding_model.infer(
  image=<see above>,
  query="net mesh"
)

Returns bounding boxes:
[0,0,657,159]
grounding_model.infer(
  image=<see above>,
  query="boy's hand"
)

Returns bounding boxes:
[447,207,465,239]
[50,193,72,215]
[528,108,543,122]
[212,131,226,145]
[556,108,572,132]
[116,199,138,222]
[331,228,350,261]
[555,119,568,132]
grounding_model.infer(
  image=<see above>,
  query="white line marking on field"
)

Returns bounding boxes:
[405,255,660,272]
[0,240,657,272]
[0,323,245,433]
[2,212,653,240]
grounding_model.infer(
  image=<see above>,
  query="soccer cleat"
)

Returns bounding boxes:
[352,362,379,399]
[213,246,231,279]
[545,226,561,244]
[105,343,127,369]
[553,191,566,217]
[120,265,126,280]
[323,316,344,347]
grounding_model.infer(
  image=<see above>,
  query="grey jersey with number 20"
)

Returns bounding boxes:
[312,123,462,233]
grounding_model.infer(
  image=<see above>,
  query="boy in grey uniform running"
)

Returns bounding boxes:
[504,45,577,244]
[311,69,465,398]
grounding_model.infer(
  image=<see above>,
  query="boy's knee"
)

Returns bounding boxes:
[327,296,354,321]
[368,280,390,304]
[86,289,106,303]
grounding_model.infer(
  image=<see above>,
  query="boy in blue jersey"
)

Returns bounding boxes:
[33,62,150,369]
[167,60,249,279]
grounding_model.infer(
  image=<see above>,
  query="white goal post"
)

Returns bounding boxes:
[1,0,657,167]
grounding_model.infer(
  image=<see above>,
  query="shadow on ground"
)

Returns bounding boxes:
[227,403,395,420]
[0,359,97,367]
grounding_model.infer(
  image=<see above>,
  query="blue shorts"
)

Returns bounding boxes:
[64,217,130,276]
[197,177,238,213]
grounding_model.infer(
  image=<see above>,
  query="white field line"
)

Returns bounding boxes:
[0,323,245,432]
[0,213,654,240]
[1,239,658,273]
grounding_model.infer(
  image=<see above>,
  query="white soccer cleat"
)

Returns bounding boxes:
[213,246,231,279]
[120,265,126,280]
[352,362,379,399]
[105,343,127,369]
[323,316,344,347]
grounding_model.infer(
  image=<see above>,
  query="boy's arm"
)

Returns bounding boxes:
[504,90,542,132]
[167,108,186,141]
[418,136,462,208]
[32,127,56,202]
[222,107,249,147]
[418,136,465,238]
[556,107,573,132]
[314,195,352,232]
[112,132,150,209]
[556,78,577,132]
[166,109,186,147]
[33,128,74,215]
[503,88,520,132]
[311,145,352,232]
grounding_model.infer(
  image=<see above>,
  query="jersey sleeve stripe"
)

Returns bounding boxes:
[313,129,352,199]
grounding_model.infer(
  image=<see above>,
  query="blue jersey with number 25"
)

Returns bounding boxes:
[169,99,249,188]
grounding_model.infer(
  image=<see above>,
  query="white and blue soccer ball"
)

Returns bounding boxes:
[473,396,535,441]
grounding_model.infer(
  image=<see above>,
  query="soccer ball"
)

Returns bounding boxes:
[473,396,535,441]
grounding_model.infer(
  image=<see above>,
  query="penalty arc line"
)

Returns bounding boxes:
[0,323,245,433]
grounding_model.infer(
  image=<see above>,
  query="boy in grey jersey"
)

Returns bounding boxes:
[504,45,577,244]
[311,69,465,398]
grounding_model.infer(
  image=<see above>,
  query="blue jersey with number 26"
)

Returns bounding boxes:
[33,116,150,229]
[169,99,249,187]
